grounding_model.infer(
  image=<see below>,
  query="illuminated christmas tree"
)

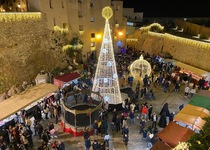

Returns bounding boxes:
[91,6,122,105]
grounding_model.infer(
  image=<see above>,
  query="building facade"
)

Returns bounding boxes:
[123,8,143,34]
[0,0,28,12]
[27,0,126,61]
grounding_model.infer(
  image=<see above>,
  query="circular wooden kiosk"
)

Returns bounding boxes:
[61,89,103,137]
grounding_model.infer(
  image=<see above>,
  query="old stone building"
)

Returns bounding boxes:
[0,12,67,96]
[126,23,210,72]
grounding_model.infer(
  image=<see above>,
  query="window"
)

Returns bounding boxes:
[135,16,137,20]
[53,18,56,26]
[63,23,67,28]
[61,1,64,8]
[79,25,83,31]
[91,42,95,47]
[78,11,83,17]
[90,2,94,7]
[91,33,95,38]
[115,6,120,11]
[90,17,95,22]
[49,0,53,8]
[127,22,134,26]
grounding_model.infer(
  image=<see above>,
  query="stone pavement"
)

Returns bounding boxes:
[31,81,191,150]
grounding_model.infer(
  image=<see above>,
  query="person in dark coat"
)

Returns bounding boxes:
[92,140,99,150]
[58,140,65,150]
[169,112,175,122]
[179,104,184,111]
[148,104,153,120]
[158,111,167,128]
[123,133,129,145]
[83,127,90,140]
[159,103,170,117]
[85,137,91,150]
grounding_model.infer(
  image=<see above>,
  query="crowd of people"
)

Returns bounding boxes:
[1,46,209,150]
[0,89,65,150]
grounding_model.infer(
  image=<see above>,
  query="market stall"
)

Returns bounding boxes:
[0,83,58,127]
[157,121,194,148]
[174,112,206,131]
[174,61,209,85]
[151,140,172,150]
[188,94,210,111]
[53,72,81,88]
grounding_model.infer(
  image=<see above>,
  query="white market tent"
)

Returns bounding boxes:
[0,83,58,121]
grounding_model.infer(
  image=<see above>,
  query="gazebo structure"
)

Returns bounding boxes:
[91,6,122,110]
[60,89,103,137]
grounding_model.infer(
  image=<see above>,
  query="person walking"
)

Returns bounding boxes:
[151,112,158,128]
[93,120,98,135]
[129,110,135,125]
[139,118,146,134]
[141,105,148,119]
[92,140,99,150]
[85,137,91,150]
[122,125,129,137]
[189,87,196,99]
[58,140,65,150]
[123,133,129,145]
[158,111,167,128]
[104,132,110,147]
[184,85,190,98]
[169,112,176,122]
[148,104,153,121]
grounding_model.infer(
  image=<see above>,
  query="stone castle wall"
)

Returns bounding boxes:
[127,30,210,72]
[175,19,210,39]
[0,13,68,94]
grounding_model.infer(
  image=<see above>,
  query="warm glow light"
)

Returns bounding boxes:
[0,12,42,22]
[96,34,102,39]
[17,4,21,8]
[140,23,164,32]
[148,32,210,49]
[118,32,123,36]
[53,26,69,34]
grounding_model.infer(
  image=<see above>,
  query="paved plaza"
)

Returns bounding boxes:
[32,81,191,150]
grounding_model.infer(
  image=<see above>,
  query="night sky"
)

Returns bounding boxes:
[123,0,210,18]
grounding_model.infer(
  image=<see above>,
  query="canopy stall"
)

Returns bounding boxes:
[174,61,209,83]
[53,72,81,88]
[157,121,194,148]
[188,94,210,111]
[179,104,210,119]
[174,113,206,131]
[151,140,172,150]
[0,83,58,121]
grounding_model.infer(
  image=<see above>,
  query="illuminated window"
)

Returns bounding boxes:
[91,42,95,47]
[127,22,134,26]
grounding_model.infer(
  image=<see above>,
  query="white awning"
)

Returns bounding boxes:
[0,83,58,121]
